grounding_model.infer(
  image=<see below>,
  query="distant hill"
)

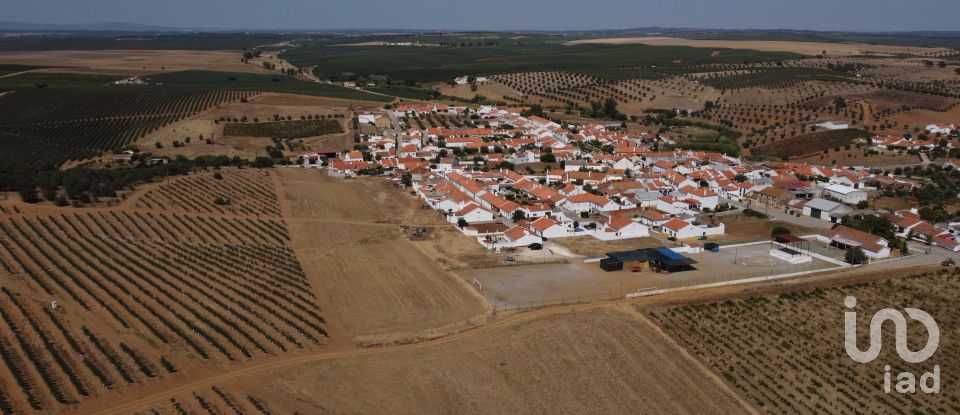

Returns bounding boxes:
[0,21,186,32]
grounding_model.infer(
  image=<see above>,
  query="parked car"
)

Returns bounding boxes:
[504,256,516,262]
[528,243,543,250]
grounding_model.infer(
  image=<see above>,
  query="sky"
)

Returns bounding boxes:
[1,0,957,32]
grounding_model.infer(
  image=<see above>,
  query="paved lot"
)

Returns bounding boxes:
[458,241,839,308]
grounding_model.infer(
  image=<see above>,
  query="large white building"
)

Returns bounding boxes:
[822,184,867,205]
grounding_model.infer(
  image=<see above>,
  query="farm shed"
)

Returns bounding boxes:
[601,247,697,273]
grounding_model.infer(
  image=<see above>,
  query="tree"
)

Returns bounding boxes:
[252,156,274,168]
[400,173,412,187]
[856,200,869,209]
[512,210,526,222]
[457,218,468,229]
[834,96,847,109]
[771,225,791,237]
[845,247,867,265]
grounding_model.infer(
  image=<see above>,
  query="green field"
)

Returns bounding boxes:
[0,72,122,90]
[146,71,392,101]
[282,41,802,82]
[0,69,389,169]
[0,70,391,101]
[0,64,48,77]
[365,84,439,100]
[223,119,344,139]
[699,67,859,90]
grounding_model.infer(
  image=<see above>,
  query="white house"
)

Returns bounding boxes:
[529,217,569,239]
[562,193,619,214]
[358,113,378,125]
[822,184,867,205]
[680,186,719,210]
[661,218,725,240]
[926,124,955,135]
[450,203,496,225]
[479,226,542,250]
[594,216,650,240]
[816,225,890,259]
[816,121,849,130]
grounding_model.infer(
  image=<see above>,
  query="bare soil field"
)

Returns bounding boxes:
[700,217,816,245]
[408,224,507,270]
[565,37,949,56]
[553,235,662,257]
[652,268,960,414]
[845,89,956,112]
[794,147,921,167]
[239,306,753,414]
[276,169,490,345]
[0,50,266,75]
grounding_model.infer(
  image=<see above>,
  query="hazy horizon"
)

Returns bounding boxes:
[2,0,959,32]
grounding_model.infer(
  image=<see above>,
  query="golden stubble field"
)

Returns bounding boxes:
[215,306,753,415]
[275,169,491,345]
[565,37,949,56]
[0,50,267,75]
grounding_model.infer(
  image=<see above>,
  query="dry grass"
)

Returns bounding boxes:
[564,37,948,56]
[0,50,268,75]
[276,169,490,344]
[245,306,752,414]
[553,235,663,257]
[701,217,816,244]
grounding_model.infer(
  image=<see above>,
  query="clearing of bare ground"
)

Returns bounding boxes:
[552,235,663,257]
[750,128,872,160]
[217,306,752,414]
[651,268,960,414]
[275,169,490,345]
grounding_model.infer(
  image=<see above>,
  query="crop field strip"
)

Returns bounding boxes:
[131,385,276,415]
[651,270,960,414]
[135,169,282,217]
[222,118,344,139]
[0,200,322,413]
[0,90,258,168]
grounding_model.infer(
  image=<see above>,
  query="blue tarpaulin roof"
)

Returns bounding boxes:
[655,247,685,261]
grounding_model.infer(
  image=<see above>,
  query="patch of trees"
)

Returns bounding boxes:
[840,214,897,244]
[5,155,263,203]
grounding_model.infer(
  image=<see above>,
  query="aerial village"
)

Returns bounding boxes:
[296,104,960,276]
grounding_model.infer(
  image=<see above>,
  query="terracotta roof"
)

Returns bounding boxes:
[663,218,691,232]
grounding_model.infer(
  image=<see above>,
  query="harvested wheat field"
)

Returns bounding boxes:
[0,50,266,75]
[276,169,490,345]
[134,306,753,414]
[565,37,948,56]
